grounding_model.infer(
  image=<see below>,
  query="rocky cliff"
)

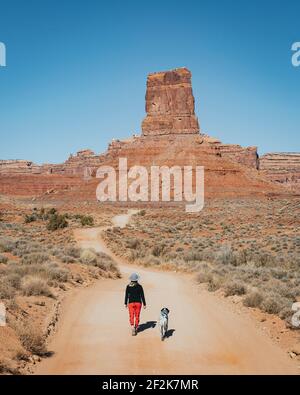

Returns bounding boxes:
[260,153,300,190]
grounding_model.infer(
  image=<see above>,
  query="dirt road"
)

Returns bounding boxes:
[35,211,298,374]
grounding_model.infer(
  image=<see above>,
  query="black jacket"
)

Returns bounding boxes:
[124,283,146,306]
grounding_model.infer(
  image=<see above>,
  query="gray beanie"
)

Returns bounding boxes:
[129,273,140,281]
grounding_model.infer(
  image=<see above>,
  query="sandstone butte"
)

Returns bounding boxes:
[0,67,299,200]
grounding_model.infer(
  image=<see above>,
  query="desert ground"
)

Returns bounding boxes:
[0,197,299,374]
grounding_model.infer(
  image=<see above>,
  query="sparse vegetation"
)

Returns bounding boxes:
[80,248,120,277]
[77,214,94,227]
[0,207,120,373]
[15,322,47,356]
[243,291,263,308]
[46,213,68,231]
[103,198,300,321]
[21,276,53,297]
[23,208,96,230]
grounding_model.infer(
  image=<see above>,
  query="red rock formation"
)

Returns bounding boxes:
[0,160,38,174]
[259,153,300,191]
[218,145,258,169]
[142,68,200,136]
[0,68,298,199]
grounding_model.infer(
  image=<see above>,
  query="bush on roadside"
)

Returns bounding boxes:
[224,281,247,297]
[21,275,53,297]
[243,291,263,308]
[261,296,282,314]
[207,275,223,292]
[196,271,213,284]
[80,249,98,265]
[64,246,81,258]
[15,322,47,356]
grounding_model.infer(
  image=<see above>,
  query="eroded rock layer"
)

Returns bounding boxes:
[260,153,300,190]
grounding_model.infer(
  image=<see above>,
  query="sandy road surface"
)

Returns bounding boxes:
[35,211,298,374]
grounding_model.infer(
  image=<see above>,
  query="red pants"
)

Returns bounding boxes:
[128,302,142,328]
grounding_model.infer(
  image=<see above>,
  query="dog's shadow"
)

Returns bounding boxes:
[137,321,157,333]
[164,329,175,339]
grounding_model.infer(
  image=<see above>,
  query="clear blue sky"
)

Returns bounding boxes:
[0,0,299,163]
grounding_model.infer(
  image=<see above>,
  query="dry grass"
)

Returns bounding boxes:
[14,321,47,356]
[21,276,53,297]
[103,198,300,321]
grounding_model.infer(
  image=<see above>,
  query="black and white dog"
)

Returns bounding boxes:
[159,307,170,341]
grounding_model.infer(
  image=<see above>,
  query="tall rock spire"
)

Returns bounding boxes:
[141,67,200,136]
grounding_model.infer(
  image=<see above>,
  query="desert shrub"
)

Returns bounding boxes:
[60,255,75,263]
[0,254,8,264]
[15,322,47,356]
[196,271,213,284]
[143,255,161,266]
[277,284,299,299]
[47,214,68,231]
[243,291,263,308]
[0,237,16,253]
[44,264,69,282]
[261,297,282,314]
[24,214,37,223]
[80,215,94,226]
[215,245,236,265]
[207,275,223,292]
[126,238,140,249]
[183,249,203,262]
[80,249,97,265]
[93,252,118,272]
[21,275,53,297]
[37,207,46,219]
[234,250,248,266]
[224,281,247,297]
[151,243,165,257]
[251,252,274,267]
[138,209,146,216]
[21,252,50,265]
[64,246,81,258]
[6,272,22,289]
[48,208,57,216]
[0,278,15,299]
[279,307,293,320]
[80,248,120,276]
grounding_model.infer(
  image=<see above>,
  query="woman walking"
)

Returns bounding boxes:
[124,273,146,336]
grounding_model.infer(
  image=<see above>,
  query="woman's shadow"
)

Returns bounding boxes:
[137,321,157,333]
